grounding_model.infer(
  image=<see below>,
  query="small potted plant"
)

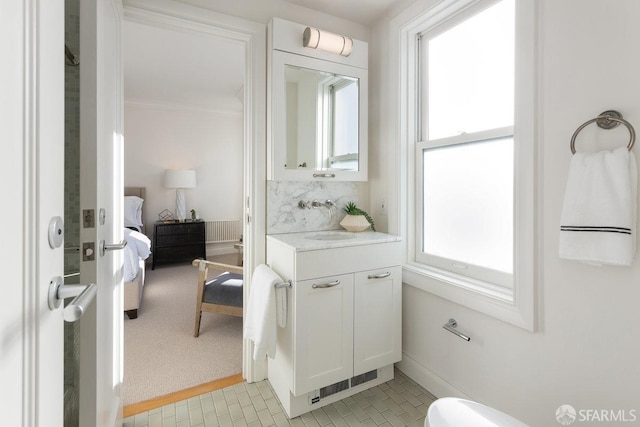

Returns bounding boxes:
[340,202,376,232]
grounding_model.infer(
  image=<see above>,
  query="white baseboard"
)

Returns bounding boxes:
[206,242,237,256]
[396,352,472,400]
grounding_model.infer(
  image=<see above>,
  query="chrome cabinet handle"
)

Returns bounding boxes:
[367,271,391,279]
[100,239,127,256]
[48,276,97,322]
[312,280,341,289]
[312,173,336,178]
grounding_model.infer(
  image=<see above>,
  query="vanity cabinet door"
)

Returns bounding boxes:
[293,273,354,396]
[353,266,402,376]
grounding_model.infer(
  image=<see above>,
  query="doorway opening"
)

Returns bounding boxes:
[120,15,247,407]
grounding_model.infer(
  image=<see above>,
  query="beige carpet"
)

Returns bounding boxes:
[123,256,243,406]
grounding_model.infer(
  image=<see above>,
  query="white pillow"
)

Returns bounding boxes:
[124,196,144,230]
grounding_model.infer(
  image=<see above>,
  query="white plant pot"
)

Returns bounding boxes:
[340,214,371,232]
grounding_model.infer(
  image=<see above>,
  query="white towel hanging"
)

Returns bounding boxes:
[244,264,286,360]
[559,146,637,266]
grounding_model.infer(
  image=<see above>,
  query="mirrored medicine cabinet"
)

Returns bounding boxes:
[269,49,368,181]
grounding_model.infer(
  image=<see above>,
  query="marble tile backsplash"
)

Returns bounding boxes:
[267,181,360,234]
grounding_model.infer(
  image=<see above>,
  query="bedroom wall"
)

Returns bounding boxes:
[371,0,640,425]
[123,101,243,253]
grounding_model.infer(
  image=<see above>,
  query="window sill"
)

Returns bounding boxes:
[402,262,535,331]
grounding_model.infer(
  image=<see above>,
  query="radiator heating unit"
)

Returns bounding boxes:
[205,219,242,243]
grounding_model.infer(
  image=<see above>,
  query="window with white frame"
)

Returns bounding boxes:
[401,0,536,330]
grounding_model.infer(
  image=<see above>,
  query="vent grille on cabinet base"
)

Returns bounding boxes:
[311,369,379,404]
[351,369,378,387]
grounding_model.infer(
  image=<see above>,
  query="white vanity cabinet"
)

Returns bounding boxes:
[266,232,402,418]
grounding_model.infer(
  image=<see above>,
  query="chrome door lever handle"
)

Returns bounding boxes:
[100,239,127,256]
[48,276,97,322]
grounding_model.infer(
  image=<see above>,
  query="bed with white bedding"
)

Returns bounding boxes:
[124,187,151,319]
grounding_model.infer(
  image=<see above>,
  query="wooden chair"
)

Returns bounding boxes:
[192,259,244,337]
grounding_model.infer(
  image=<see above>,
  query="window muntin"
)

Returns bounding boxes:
[417,0,515,288]
[398,0,535,330]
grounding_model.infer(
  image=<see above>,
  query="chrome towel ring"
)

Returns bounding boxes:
[570,110,636,154]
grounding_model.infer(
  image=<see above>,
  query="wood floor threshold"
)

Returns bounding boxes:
[123,373,244,418]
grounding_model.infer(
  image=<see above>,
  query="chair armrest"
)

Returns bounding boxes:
[192,259,244,275]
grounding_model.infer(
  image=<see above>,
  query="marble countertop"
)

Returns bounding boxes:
[267,230,401,252]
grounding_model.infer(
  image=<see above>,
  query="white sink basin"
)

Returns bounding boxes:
[304,231,356,241]
[267,231,400,251]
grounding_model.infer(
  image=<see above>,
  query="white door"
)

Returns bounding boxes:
[2,1,122,425]
[78,0,124,425]
[293,273,354,395]
[2,0,68,425]
[353,266,402,375]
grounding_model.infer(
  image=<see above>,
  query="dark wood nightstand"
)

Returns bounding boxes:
[152,221,206,269]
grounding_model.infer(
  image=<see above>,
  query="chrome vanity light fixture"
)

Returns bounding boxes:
[303,26,353,57]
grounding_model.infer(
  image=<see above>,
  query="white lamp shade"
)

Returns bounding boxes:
[164,169,196,189]
[303,27,353,57]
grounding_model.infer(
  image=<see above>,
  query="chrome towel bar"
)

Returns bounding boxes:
[275,280,292,289]
[570,110,636,154]
[443,318,471,342]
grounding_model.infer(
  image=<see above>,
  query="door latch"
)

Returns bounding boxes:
[83,242,95,261]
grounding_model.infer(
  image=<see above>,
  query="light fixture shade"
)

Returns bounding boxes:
[164,169,196,189]
[303,26,353,57]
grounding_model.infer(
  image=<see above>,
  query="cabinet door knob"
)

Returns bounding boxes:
[312,280,340,289]
[367,272,391,279]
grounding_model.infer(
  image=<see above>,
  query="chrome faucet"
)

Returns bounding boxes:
[311,199,334,208]
[298,199,336,217]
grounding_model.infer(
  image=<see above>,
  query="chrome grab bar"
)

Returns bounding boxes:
[368,272,391,279]
[443,318,471,342]
[48,276,97,322]
[312,280,340,289]
[100,239,127,256]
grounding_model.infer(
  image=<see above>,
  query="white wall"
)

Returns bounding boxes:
[124,102,243,238]
[176,0,370,42]
[372,0,640,425]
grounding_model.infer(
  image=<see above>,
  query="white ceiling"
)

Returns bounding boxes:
[282,0,401,26]
[123,21,245,112]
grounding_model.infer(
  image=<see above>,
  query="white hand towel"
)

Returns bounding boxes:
[244,264,285,360]
[276,285,287,328]
[559,146,637,266]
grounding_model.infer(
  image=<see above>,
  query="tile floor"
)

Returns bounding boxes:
[123,369,436,427]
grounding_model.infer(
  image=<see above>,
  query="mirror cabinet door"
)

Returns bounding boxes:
[270,50,368,181]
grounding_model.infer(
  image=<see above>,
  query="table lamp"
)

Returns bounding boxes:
[164,169,196,221]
